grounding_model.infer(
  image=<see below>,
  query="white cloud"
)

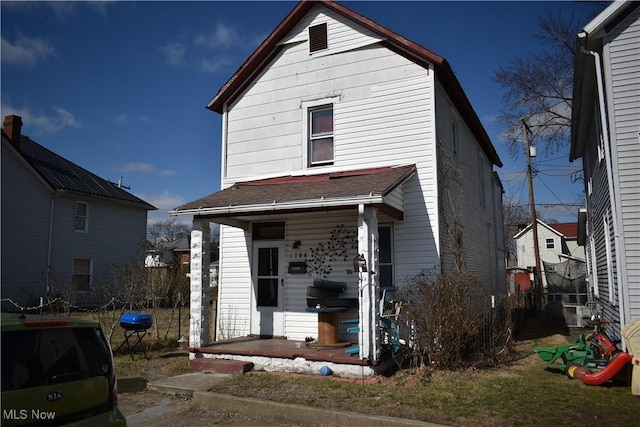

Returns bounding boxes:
[114,113,152,124]
[163,21,263,74]
[194,22,237,48]
[1,35,56,67]
[118,162,176,177]
[1,1,114,18]
[137,191,186,211]
[0,102,81,135]
[200,56,232,73]
[159,42,186,66]
[147,210,192,226]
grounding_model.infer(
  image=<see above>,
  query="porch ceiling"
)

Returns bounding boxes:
[171,165,415,222]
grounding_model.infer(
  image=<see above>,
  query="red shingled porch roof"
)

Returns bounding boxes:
[174,165,416,220]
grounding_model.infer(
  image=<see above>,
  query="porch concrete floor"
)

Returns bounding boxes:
[191,336,374,366]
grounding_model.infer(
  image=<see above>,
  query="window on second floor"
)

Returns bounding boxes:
[477,151,486,206]
[75,201,89,232]
[545,238,555,249]
[309,105,334,166]
[72,258,92,292]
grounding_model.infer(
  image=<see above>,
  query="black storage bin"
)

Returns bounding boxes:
[307,286,341,298]
[312,278,347,292]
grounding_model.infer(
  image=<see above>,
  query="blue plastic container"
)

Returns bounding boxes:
[119,313,153,330]
[319,366,333,376]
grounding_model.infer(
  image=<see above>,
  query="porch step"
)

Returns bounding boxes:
[189,358,254,374]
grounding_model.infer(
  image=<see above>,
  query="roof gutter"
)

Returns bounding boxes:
[170,193,386,217]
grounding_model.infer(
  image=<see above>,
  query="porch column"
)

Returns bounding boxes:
[357,205,379,361]
[189,218,211,348]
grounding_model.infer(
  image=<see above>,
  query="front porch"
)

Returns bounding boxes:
[189,336,395,378]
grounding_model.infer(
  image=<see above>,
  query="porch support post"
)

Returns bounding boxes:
[357,204,379,361]
[189,218,211,348]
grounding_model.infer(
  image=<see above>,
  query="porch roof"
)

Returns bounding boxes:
[172,164,415,221]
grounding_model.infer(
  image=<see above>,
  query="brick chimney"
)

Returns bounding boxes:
[3,115,23,145]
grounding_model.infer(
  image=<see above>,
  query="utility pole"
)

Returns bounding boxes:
[522,119,544,310]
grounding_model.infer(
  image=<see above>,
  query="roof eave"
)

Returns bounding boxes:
[171,193,386,217]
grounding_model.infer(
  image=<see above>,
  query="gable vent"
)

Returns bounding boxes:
[309,23,328,53]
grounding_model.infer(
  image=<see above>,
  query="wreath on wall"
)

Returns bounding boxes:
[306,224,357,278]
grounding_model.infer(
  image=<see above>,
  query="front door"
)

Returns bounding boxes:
[251,241,285,337]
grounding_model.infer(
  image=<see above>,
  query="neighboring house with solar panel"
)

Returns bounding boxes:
[171,0,506,373]
[1,115,156,311]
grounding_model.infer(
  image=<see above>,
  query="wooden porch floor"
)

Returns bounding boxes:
[191,336,377,366]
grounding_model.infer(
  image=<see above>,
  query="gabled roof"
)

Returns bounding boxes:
[173,164,416,219]
[513,220,578,240]
[206,0,502,168]
[2,132,156,210]
[548,222,578,238]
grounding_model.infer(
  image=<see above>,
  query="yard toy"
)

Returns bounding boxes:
[533,334,595,377]
[582,351,632,386]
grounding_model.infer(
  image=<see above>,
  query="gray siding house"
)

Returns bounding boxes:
[571,0,640,338]
[172,1,506,375]
[1,115,156,310]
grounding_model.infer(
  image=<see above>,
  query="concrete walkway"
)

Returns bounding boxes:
[147,372,447,427]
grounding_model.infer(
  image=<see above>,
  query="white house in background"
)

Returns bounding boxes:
[514,221,587,326]
[514,221,585,278]
[172,0,506,375]
[570,0,640,338]
[1,115,156,310]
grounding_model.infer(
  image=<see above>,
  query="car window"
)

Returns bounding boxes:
[2,327,112,392]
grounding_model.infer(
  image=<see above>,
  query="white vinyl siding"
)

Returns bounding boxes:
[224,43,429,181]
[603,212,615,303]
[436,87,502,293]
[605,5,640,320]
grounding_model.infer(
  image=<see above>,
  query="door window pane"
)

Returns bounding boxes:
[257,247,278,307]
[257,278,278,307]
[257,248,278,276]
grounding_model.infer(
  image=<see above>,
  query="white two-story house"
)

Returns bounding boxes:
[172,0,506,374]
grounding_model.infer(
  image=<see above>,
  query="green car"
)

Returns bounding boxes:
[1,313,126,426]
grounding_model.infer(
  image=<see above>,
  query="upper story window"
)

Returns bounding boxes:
[477,151,486,206]
[309,23,328,53]
[545,238,555,249]
[309,105,334,166]
[75,201,89,232]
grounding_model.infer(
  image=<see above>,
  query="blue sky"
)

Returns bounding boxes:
[1,1,598,225]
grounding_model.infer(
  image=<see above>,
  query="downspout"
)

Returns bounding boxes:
[580,39,629,334]
[45,195,57,299]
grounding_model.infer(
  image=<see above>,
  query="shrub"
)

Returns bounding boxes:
[399,270,513,370]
